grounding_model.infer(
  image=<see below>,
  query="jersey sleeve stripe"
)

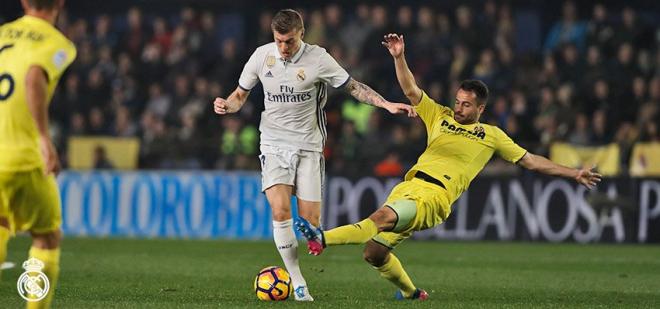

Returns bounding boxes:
[335,76,351,89]
[514,151,528,164]
[238,83,251,92]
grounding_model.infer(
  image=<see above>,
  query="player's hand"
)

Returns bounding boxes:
[384,102,417,118]
[213,97,233,115]
[39,138,61,176]
[575,167,602,189]
[382,33,405,58]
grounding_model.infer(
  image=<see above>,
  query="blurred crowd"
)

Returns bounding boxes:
[7,1,659,175]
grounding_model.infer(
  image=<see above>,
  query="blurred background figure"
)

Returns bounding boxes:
[93,145,115,169]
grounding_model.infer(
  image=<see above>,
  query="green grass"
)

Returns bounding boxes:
[1,237,659,308]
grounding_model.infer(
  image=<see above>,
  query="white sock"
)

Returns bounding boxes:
[273,219,307,288]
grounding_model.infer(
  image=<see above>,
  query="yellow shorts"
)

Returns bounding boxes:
[0,168,62,234]
[373,177,451,249]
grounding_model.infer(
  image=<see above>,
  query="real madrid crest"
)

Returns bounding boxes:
[17,258,50,302]
[265,55,276,68]
[296,69,306,82]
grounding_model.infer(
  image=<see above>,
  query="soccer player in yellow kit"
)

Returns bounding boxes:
[0,0,76,307]
[296,33,602,300]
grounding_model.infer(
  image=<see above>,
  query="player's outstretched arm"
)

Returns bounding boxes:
[344,78,416,117]
[518,152,602,189]
[382,33,422,105]
[25,66,60,176]
[213,86,249,115]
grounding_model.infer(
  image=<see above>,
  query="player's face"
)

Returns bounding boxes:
[454,89,485,125]
[273,29,303,60]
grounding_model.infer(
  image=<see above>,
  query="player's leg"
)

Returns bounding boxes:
[297,199,320,227]
[0,172,13,281]
[326,204,398,244]
[264,184,315,300]
[260,145,311,298]
[289,198,319,301]
[23,171,63,309]
[266,184,294,222]
[294,149,324,229]
[296,199,416,255]
[295,180,418,253]
[0,217,9,281]
[288,150,325,301]
[363,240,426,300]
[28,229,61,309]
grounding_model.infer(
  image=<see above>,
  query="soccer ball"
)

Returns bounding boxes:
[254,266,291,301]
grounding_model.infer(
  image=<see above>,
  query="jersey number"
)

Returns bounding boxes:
[0,44,16,101]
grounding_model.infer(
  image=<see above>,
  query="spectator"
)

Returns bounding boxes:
[608,43,639,95]
[122,7,146,58]
[567,113,592,145]
[113,106,138,137]
[374,150,404,177]
[174,111,203,169]
[340,4,372,57]
[583,45,606,89]
[324,4,343,45]
[305,10,325,45]
[558,43,582,85]
[145,83,172,119]
[68,112,87,136]
[93,15,117,49]
[151,17,172,54]
[88,107,110,135]
[544,1,587,53]
[93,145,115,169]
[473,48,497,86]
[455,5,483,51]
[337,121,363,174]
[638,121,659,142]
[586,3,614,55]
[591,109,611,145]
[139,112,172,168]
[612,7,645,48]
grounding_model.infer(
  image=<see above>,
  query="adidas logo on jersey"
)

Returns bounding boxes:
[265,71,273,77]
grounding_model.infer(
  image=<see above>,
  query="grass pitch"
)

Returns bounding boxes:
[1,236,659,308]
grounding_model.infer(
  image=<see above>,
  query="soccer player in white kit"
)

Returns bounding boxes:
[213,9,416,301]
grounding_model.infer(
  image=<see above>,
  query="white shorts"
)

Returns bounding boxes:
[259,144,325,202]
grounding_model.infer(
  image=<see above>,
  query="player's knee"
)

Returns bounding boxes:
[31,229,62,249]
[363,248,388,267]
[368,208,398,231]
[299,213,320,227]
[271,207,292,221]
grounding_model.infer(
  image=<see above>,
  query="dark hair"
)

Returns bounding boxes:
[459,79,489,106]
[271,9,304,34]
[27,0,58,10]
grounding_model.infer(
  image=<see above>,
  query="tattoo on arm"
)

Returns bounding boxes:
[345,78,387,108]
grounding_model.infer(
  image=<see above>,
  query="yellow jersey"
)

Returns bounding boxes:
[0,15,76,171]
[406,91,527,206]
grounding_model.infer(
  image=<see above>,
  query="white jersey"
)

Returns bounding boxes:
[238,42,350,152]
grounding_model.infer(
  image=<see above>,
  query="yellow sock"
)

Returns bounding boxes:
[376,253,416,298]
[27,247,60,309]
[0,226,9,281]
[325,218,379,246]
